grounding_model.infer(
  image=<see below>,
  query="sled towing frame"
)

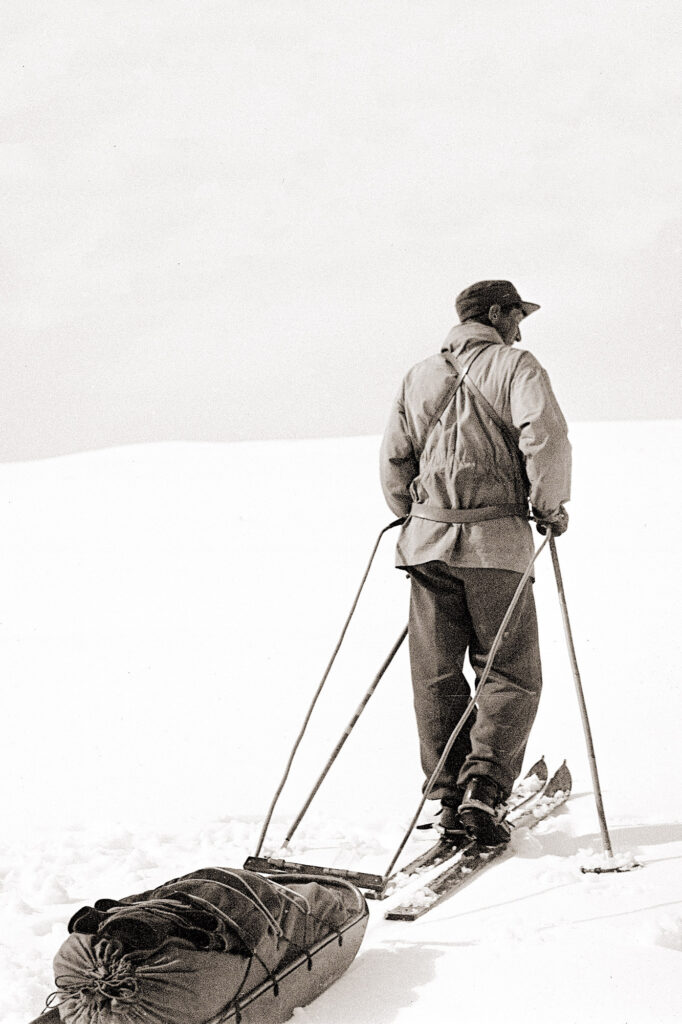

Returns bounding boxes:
[245,521,553,898]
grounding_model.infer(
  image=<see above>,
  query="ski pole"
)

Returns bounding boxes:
[549,536,618,865]
[383,533,551,881]
[284,625,408,845]
[253,518,404,858]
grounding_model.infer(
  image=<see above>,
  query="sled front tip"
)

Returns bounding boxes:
[28,1011,60,1024]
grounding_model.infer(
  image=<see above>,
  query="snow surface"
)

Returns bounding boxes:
[1,421,681,1023]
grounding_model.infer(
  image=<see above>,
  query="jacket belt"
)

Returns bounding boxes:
[409,502,528,524]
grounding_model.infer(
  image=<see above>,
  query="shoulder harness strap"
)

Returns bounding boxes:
[417,347,486,459]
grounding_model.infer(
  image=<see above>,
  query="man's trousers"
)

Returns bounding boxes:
[406,560,543,801]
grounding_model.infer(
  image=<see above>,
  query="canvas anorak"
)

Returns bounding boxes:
[380,322,571,574]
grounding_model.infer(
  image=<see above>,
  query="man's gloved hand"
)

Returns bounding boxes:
[532,504,569,536]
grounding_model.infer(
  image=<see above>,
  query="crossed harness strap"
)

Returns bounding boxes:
[409,346,528,526]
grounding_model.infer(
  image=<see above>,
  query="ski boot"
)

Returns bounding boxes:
[437,789,467,839]
[458,777,511,846]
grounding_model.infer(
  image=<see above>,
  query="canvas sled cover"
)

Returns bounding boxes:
[39,866,367,1024]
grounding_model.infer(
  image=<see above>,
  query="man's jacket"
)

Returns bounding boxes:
[379,322,571,574]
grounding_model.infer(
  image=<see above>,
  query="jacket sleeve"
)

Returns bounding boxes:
[509,352,572,515]
[379,380,419,517]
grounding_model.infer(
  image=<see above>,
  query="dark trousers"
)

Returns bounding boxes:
[407,560,542,801]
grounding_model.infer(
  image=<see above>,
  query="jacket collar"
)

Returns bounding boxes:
[440,321,503,357]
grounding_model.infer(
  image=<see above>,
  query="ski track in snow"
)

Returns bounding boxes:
[2,423,682,1023]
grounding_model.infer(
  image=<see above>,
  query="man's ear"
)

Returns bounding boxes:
[488,303,502,323]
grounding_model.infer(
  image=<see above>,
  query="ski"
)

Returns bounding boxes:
[246,757,550,900]
[377,756,549,896]
[385,761,572,920]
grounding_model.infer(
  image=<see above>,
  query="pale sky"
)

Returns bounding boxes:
[2,1,680,461]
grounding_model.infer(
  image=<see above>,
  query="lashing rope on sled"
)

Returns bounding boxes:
[44,868,354,1023]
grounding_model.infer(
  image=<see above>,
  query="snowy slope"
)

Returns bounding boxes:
[1,421,681,1023]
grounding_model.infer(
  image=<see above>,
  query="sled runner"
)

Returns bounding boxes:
[28,868,368,1024]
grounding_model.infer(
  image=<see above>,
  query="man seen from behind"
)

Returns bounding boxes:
[380,279,571,845]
